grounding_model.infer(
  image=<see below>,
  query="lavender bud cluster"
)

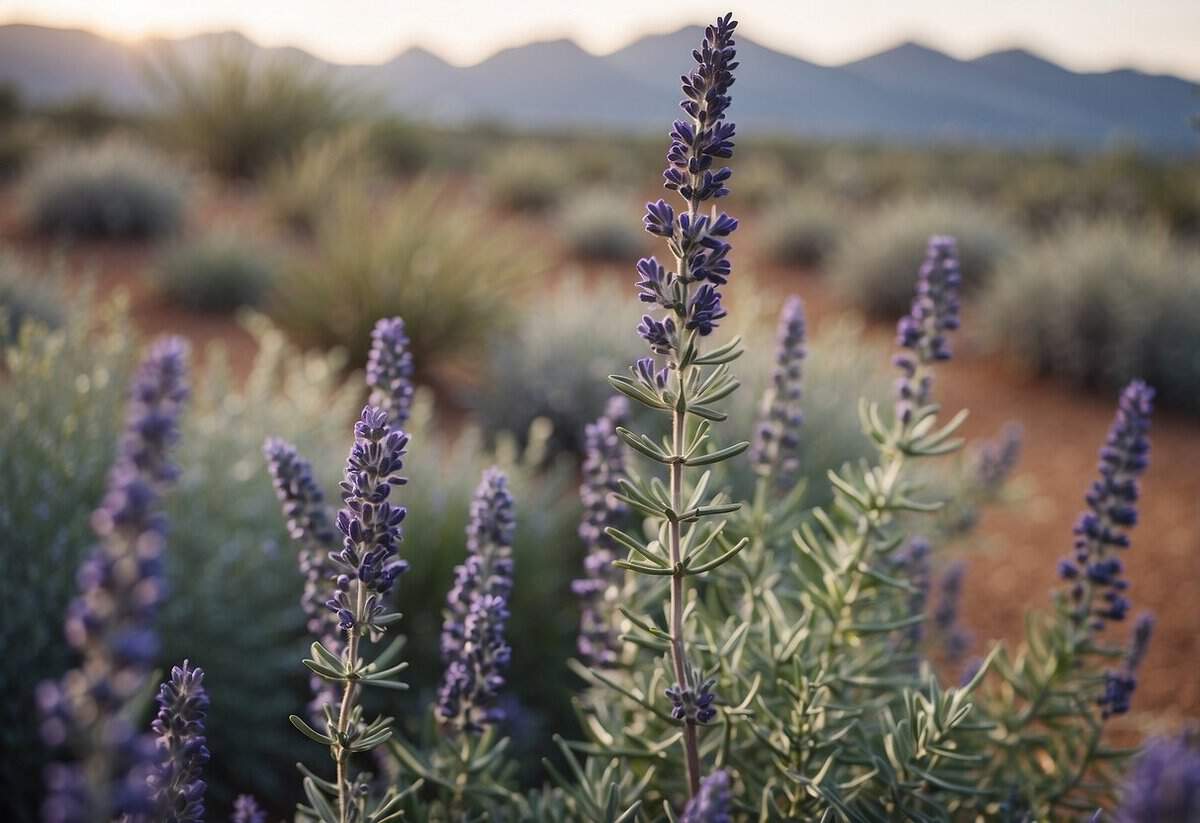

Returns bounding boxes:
[1116,731,1200,822]
[666,668,718,726]
[231,795,267,823]
[750,296,807,483]
[890,537,931,650]
[681,769,733,823]
[972,422,1023,495]
[146,660,209,823]
[438,468,516,734]
[893,235,962,423]
[933,561,972,662]
[38,337,190,823]
[1057,381,1153,631]
[330,406,411,634]
[635,13,739,361]
[366,316,415,428]
[1098,612,1155,719]
[571,397,631,668]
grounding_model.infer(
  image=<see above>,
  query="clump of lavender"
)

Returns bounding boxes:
[681,770,733,823]
[438,468,516,734]
[933,561,972,662]
[972,422,1023,495]
[893,236,962,424]
[1098,612,1154,719]
[366,316,415,428]
[572,396,630,668]
[1115,731,1200,822]
[146,660,210,823]
[38,337,189,823]
[231,795,267,823]
[750,296,806,484]
[1057,381,1153,631]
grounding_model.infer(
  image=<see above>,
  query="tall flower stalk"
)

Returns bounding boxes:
[146,660,210,823]
[37,337,190,823]
[608,13,748,797]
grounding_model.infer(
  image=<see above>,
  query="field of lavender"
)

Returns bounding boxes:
[1,13,1198,823]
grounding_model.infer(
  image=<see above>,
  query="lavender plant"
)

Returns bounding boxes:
[146,660,210,823]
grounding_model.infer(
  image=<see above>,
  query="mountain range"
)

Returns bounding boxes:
[0,22,1196,150]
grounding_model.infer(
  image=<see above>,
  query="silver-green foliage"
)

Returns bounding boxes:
[153,231,278,313]
[0,252,66,341]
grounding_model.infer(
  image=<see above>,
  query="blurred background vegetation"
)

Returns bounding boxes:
[0,45,1197,820]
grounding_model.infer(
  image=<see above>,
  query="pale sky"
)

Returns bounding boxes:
[4,0,1200,80]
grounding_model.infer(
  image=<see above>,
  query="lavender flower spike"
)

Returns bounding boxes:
[366,316,415,427]
[1098,612,1154,719]
[750,296,806,483]
[572,397,631,667]
[1057,381,1153,632]
[893,235,962,423]
[146,660,210,823]
[1115,732,1200,822]
[231,795,267,823]
[438,467,516,734]
[681,770,734,823]
[38,336,189,823]
[933,561,973,662]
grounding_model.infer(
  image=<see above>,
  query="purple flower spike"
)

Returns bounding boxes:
[146,660,209,823]
[39,337,190,823]
[1116,732,1200,822]
[232,795,267,823]
[366,316,415,428]
[438,468,516,734]
[681,769,734,823]
[750,296,806,483]
[933,561,973,663]
[893,235,963,423]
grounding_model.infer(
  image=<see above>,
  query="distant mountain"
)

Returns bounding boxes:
[0,22,1196,150]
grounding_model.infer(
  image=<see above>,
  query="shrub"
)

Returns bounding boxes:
[264,126,379,235]
[557,190,647,261]
[982,220,1200,414]
[830,196,1016,318]
[152,231,278,313]
[368,116,433,177]
[0,253,66,340]
[148,47,349,179]
[484,143,573,212]
[271,180,542,373]
[21,140,187,240]
[757,191,844,267]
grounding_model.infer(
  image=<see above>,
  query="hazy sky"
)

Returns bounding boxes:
[5,0,1200,79]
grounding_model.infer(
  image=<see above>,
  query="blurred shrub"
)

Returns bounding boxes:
[368,116,433,177]
[265,126,378,235]
[40,94,125,139]
[152,231,278,313]
[733,153,795,211]
[485,143,573,213]
[271,179,542,373]
[557,190,646,261]
[830,197,1016,319]
[981,221,1200,415]
[0,253,66,341]
[758,191,844,268]
[148,47,348,178]
[0,121,40,181]
[22,140,187,240]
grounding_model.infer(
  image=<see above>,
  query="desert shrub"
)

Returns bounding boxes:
[148,47,349,179]
[271,180,542,372]
[484,143,573,212]
[265,126,379,235]
[0,121,39,181]
[152,231,278,313]
[0,253,66,340]
[557,190,646,261]
[830,196,1017,318]
[21,140,187,240]
[368,116,433,177]
[982,220,1200,414]
[39,94,126,139]
[758,191,844,267]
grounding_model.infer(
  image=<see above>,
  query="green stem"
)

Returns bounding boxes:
[335,582,364,823]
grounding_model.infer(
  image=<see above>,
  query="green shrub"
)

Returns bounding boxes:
[271,180,542,373]
[830,197,1017,318]
[22,140,187,240]
[484,143,573,213]
[368,116,433,178]
[981,220,1200,414]
[148,47,349,179]
[557,190,646,261]
[152,231,278,313]
[758,191,844,267]
[265,126,379,235]
[0,253,66,340]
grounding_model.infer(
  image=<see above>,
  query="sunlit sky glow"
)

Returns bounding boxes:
[5,0,1200,79]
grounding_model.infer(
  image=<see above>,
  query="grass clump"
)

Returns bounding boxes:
[153,231,278,313]
[758,191,844,268]
[484,142,573,213]
[830,196,1016,318]
[265,126,378,235]
[22,140,187,240]
[557,190,646,261]
[271,179,541,372]
[982,220,1200,415]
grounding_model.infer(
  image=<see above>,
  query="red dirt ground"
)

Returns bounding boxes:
[4,187,1197,740]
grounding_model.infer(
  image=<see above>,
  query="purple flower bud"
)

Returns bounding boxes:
[146,661,209,822]
[681,769,733,823]
[366,316,415,428]
[892,236,963,420]
[750,297,806,483]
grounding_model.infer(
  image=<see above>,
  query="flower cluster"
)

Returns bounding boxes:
[666,667,718,726]
[146,660,210,823]
[38,337,190,823]
[231,795,267,823]
[1116,731,1200,822]
[1057,381,1153,631]
[681,770,733,823]
[438,468,516,733]
[366,316,415,428]
[972,422,1023,495]
[893,235,962,423]
[1098,612,1155,718]
[329,406,410,635]
[636,13,739,358]
[572,396,630,667]
[933,561,972,662]
[890,537,931,651]
[750,295,806,483]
